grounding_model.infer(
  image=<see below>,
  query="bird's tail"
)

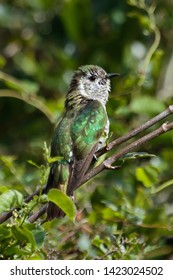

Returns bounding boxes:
[46,162,71,220]
[47,201,66,219]
[67,144,98,195]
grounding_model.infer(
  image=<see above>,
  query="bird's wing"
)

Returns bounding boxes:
[46,114,72,219]
[67,100,107,195]
[46,114,72,193]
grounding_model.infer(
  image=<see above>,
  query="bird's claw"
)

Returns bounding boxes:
[103,162,119,170]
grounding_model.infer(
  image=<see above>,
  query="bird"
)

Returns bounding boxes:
[45,65,119,220]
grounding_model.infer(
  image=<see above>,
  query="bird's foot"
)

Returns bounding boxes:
[103,162,120,170]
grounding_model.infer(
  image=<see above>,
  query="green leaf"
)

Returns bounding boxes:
[122,152,155,161]
[48,189,77,221]
[0,190,23,213]
[136,167,152,187]
[32,228,45,248]
[48,156,64,164]
[27,160,40,168]
[11,225,36,248]
[0,225,12,241]
[136,166,159,187]
[4,246,30,257]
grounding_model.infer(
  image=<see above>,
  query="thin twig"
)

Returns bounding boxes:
[0,208,16,224]
[24,188,42,203]
[28,205,47,223]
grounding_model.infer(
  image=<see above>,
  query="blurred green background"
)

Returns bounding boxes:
[0,0,173,260]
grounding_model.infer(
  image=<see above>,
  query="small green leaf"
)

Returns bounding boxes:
[32,228,45,248]
[0,225,12,241]
[5,246,30,257]
[11,225,36,248]
[136,166,158,188]
[48,189,77,221]
[122,152,155,161]
[27,160,40,168]
[136,167,151,187]
[48,156,64,164]
[0,190,23,213]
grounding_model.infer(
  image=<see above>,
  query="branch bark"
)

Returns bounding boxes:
[28,205,47,223]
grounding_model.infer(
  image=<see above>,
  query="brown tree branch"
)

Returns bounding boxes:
[0,208,16,224]
[28,205,47,223]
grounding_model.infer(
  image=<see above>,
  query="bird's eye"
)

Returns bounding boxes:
[88,75,96,81]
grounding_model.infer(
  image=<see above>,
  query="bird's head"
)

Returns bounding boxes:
[68,65,119,105]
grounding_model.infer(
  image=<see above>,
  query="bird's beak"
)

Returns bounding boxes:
[107,73,120,79]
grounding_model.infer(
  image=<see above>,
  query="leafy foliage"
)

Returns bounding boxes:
[0,0,173,260]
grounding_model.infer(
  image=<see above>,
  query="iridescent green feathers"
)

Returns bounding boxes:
[71,100,107,159]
